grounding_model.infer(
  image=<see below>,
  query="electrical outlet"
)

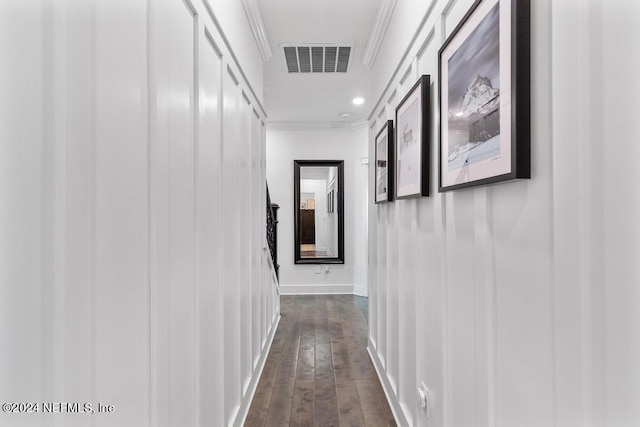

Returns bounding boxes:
[417,382,430,417]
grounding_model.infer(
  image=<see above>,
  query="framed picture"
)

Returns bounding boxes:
[438,0,530,192]
[395,75,430,199]
[375,120,394,203]
[307,199,315,209]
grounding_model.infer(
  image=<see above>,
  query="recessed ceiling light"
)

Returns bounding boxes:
[352,97,365,105]
[340,113,351,118]
[455,111,464,117]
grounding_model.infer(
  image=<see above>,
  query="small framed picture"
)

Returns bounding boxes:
[301,203,306,210]
[438,0,530,191]
[395,75,430,199]
[375,120,394,204]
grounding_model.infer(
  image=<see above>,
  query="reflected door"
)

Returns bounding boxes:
[300,209,315,244]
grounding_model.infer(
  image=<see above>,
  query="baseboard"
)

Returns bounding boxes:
[279,283,355,295]
[234,311,281,427]
[367,344,409,426]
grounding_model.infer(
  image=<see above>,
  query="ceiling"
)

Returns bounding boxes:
[256,0,383,124]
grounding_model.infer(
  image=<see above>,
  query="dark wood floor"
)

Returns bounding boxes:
[245,295,396,427]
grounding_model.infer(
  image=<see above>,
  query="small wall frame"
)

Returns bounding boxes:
[395,75,431,199]
[375,120,394,203]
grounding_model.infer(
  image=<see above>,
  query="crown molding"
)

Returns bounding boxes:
[367,0,437,122]
[241,0,273,62]
[362,0,397,70]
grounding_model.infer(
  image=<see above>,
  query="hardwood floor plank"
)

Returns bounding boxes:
[291,380,315,426]
[331,340,353,384]
[264,375,296,426]
[245,380,270,427]
[296,345,315,380]
[277,344,299,382]
[280,295,295,314]
[355,379,397,426]
[315,379,340,427]
[315,299,331,345]
[336,380,365,426]
[262,348,282,384]
[315,343,333,381]
[245,348,282,426]
[348,346,374,379]
[276,321,301,382]
[328,320,344,344]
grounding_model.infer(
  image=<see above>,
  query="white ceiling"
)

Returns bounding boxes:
[256,0,382,124]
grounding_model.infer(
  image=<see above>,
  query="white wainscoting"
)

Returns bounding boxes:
[0,1,279,426]
[367,0,640,425]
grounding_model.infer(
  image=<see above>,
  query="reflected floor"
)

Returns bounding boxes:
[300,244,330,258]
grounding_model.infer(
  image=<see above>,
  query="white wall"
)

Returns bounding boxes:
[0,1,278,426]
[266,125,369,295]
[368,0,640,426]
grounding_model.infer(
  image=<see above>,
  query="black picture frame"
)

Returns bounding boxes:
[294,160,344,264]
[438,0,530,192]
[395,75,430,199]
[375,120,394,204]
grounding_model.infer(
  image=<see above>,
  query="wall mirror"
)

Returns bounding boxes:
[294,160,344,264]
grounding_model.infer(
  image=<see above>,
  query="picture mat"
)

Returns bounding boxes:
[396,86,423,197]
[440,0,512,188]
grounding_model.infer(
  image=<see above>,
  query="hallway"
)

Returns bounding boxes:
[3,0,640,426]
[246,295,395,426]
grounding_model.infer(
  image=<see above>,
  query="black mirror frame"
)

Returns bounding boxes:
[294,160,345,264]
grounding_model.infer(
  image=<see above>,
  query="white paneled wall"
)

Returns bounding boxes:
[368,0,640,426]
[0,1,279,427]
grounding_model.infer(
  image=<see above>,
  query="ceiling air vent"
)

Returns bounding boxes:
[282,44,353,73]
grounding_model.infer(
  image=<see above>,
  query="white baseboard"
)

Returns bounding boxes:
[234,311,281,427]
[279,283,355,295]
[367,344,409,426]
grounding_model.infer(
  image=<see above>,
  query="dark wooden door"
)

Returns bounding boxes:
[300,210,315,244]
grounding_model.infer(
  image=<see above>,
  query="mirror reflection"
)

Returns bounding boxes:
[294,160,344,264]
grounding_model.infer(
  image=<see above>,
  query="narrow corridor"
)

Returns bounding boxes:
[246,295,395,426]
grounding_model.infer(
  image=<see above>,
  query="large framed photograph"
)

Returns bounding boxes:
[395,75,430,199]
[375,120,394,203]
[438,0,530,192]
